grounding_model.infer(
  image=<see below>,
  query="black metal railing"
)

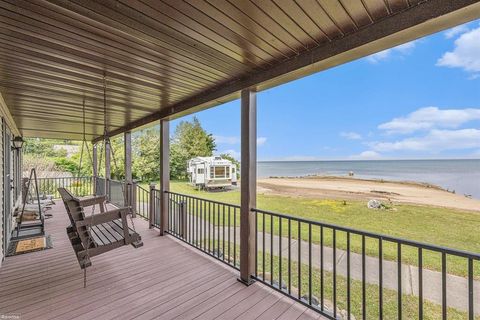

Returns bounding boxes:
[150,188,161,229]
[166,191,240,270]
[253,208,479,320]
[37,176,93,198]
[135,184,150,220]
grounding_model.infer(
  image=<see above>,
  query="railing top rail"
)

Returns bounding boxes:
[163,190,241,209]
[137,185,149,192]
[37,176,92,179]
[253,207,480,260]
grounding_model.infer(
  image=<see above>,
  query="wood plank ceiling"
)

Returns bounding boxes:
[0,0,479,140]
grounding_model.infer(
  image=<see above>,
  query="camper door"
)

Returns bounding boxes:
[196,164,206,185]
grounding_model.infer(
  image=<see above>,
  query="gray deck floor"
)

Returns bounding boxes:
[0,203,325,320]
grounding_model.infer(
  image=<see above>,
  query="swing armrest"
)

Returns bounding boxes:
[76,207,130,227]
[78,195,106,207]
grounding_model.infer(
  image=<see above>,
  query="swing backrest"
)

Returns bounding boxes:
[58,188,95,249]
[58,187,77,226]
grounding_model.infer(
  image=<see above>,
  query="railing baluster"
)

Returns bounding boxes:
[255,208,258,277]
[263,212,266,281]
[347,232,351,320]
[308,223,312,305]
[442,252,447,320]
[212,201,216,254]
[223,204,226,262]
[468,258,474,320]
[320,225,324,312]
[362,235,366,320]
[279,217,282,291]
[228,205,231,262]
[398,243,402,320]
[217,203,221,257]
[379,238,383,320]
[418,247,423,320]
[288,218,291,295]
[234,207,237,267]
[333,229,337,319]
[270,214,274,286]
[203,200,207,250]
[298,221,301,300]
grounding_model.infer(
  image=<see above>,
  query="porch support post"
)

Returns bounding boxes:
[105,140,111,200]
[92,143,98,195]
[160,119,170,236]
[239,88,257,285]
[124,131,135,216]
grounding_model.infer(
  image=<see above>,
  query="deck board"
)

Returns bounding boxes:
[0,203,325,319]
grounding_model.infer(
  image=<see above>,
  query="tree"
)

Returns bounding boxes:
[132,129,160,182]
[170,117,216,180]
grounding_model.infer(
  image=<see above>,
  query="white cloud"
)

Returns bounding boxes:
[213,135,239,144]
[378,107,480,134]
[444,24,469,39]
[367,41,416,63]
[257,137,267,146]
[369,129,480,152]
[350,151,382,160]
[437,25,480,73]
[340,131,362,140]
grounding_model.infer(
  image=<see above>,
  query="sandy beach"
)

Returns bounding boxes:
[257,176,480,212]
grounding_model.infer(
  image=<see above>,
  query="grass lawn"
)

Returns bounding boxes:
[140,181,480,277]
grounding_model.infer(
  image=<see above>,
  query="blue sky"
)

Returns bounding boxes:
[171,20,480,161]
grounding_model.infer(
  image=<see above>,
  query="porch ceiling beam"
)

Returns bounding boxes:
[93,0,480,143]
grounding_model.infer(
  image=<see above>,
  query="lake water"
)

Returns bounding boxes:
[258,159,480,199]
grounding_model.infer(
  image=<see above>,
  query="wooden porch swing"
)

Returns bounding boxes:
[58,76,143,286]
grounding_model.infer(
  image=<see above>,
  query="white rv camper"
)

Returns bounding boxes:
[187,156,237,190]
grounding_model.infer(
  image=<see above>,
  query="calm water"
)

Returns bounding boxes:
[258,159,480,199]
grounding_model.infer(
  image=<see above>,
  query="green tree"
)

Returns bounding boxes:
[170,117,216,180]
[132,129,160,182]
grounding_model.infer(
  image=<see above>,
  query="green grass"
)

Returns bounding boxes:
[141,181,480,277]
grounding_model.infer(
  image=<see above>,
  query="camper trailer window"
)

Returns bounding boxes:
[214,166,226,178]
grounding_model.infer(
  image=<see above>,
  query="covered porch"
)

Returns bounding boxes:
[1,1,480,319]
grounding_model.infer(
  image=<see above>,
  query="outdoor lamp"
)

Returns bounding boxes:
[12,136,25,150]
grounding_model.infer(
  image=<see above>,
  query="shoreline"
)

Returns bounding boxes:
[257,175,480,212]
[265,174,448,191]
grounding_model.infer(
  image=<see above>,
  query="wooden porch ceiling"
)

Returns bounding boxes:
[0,0,479,141]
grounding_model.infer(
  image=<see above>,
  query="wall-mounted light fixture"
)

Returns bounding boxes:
[12,136,25,150]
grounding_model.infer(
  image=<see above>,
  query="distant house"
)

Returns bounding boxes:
[53,144,79,158]
[187,156,237,190]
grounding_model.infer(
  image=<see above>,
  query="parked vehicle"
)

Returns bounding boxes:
[187,156,237,190]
